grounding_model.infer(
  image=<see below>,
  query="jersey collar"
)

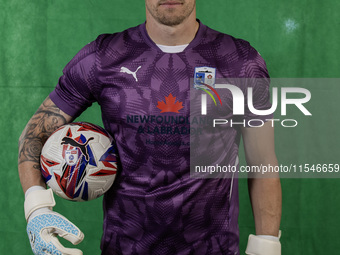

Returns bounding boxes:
[139,19,207,53]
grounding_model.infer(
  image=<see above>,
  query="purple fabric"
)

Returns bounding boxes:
[50,21,271,255]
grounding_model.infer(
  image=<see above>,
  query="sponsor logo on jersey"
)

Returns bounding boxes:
[126,92,204,139]
[157,93,183,113]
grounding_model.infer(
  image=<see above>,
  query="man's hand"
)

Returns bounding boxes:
[27,211,84,255]
[25,187,84,255]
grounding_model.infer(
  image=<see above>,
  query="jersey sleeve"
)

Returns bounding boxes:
[243,45,273,124]
[49,39,98,118]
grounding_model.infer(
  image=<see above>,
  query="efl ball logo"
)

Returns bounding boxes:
[65,149,78,166]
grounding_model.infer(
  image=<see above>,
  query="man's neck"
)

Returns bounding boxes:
[145,12,199,46]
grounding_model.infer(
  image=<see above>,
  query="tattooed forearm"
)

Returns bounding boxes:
[18,98,69,165]
[19,138,43,163]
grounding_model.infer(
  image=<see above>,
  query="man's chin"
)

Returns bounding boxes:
[157,15,187,26]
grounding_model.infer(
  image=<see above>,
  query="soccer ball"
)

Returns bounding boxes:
[40,122,118,201]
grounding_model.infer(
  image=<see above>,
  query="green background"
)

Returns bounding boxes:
[1,0,339,254]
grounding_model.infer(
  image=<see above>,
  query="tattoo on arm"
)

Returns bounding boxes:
[18,99,68,166]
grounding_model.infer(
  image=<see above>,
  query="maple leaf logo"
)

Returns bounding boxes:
[157,93,183,113]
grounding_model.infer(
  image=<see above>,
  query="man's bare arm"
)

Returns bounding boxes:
[241,121,282,236]
[18,96,74,193]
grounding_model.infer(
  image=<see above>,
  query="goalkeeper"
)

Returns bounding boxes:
[18,0,282,254]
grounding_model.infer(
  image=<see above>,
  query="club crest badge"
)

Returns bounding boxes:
[194,67,216,89]
[65,149,79,166]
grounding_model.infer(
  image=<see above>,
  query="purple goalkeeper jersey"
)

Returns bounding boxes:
[50,21,271,255]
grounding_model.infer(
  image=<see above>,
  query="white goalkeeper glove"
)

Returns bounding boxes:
[24,186,84,255]
[245,231,281,255]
